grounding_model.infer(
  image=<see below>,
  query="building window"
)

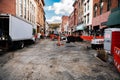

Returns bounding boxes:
[81,0,84,4]
[87,0,89,10]
[30,1,32,22]
[32,4,34,23]
[16,0,19,15]
[19,0,23,17]
[87,14,89,24]
[94,4,97,17]
[107,0,111,11]
[26,0,28,20]
[100,0,103,15]
[84,16,86,24]
[118,0,120,7]
[33,7,35,23]
[84,4,86,12]
[24,0,27,19]
[79,2,80,8]
[87,3,89,10]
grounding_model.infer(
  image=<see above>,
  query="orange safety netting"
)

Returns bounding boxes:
[80,36,104,41]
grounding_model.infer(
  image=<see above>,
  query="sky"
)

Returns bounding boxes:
[44,0,75,23]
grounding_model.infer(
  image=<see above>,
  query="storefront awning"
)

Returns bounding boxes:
[76,24,84,31]
[107,10,120,27]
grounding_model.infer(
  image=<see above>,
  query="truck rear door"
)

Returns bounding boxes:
[104,29,112,53]
[0,15,9,40]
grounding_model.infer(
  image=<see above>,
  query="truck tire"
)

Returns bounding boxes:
[19,41,24,49]
[91,44,96,49]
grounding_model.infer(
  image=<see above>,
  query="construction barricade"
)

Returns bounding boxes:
[114,47,120,72]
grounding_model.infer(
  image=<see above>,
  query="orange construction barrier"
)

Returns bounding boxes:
[80,36,104,41]
[80,36,93,41]
[56,36,61,46]
[50,34,54,40]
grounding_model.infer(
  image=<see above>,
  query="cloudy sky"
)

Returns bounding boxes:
[44,0,75,23]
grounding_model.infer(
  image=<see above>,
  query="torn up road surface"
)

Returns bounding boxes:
[0,39,120,80]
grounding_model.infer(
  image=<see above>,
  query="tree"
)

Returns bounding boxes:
[49,23,61,29]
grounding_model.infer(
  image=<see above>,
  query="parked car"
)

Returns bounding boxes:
[60,35,67,41]
[66,36,75,43]
[91,38,104,49]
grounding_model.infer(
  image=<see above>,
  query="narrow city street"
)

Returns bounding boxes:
[0,39,119,80]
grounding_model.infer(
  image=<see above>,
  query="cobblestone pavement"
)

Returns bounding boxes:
[0,39,120,80]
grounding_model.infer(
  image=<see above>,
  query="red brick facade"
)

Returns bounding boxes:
[0,0,16,15]
[68,0,79,33]
[61,16,69,32]
[92,0,119,29]
[78,0,84,24]
[73,0,79,26]
[68,11,74,31]
[35,0,45,33]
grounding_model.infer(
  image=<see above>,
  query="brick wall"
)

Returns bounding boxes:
[73,0,79,26]
[62,16,69,32]
[92,0,118,29]
[92,11,110,29]
[69,11,74,29]
[0,0,16,15]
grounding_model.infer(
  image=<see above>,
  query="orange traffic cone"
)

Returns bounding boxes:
[57,36,61,46]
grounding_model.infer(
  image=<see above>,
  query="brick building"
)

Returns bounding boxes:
[0,0,37,24]
[73,0,79,26]
[0,0,45,34]
[35,0,45,34]
[61,16,69,33]
[78,0,84,25]
[75,0,84,35]
[0,0,16,15]
[67,0,79,34]
[92,0,120,36]
[68,11,74,34]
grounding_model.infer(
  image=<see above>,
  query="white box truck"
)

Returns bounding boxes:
[0,14,36,50]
